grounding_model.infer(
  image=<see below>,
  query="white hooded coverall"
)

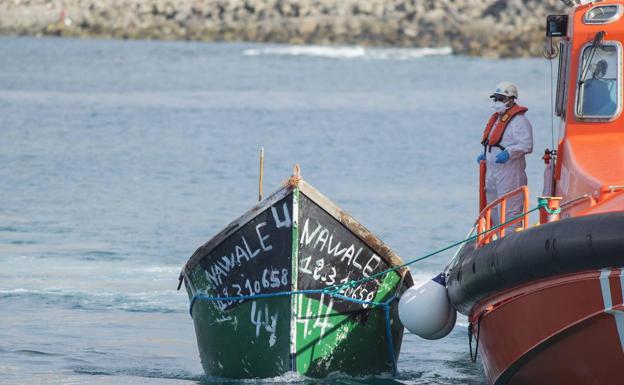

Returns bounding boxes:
[484,110,533,227]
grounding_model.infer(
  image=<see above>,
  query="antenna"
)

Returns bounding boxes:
[560,0,593,6]
[561,0,582,7]
[258,146,264,202]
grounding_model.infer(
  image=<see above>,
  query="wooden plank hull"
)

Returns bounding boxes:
[181,182,411,378]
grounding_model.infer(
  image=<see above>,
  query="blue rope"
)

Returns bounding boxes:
[189,202,547,318]
[189,288,386,317]
[190,289,321,316]
[537,197,562,214]
[383,296,398,377]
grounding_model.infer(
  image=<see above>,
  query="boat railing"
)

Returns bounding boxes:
[557,185,623,215]
[560,193,596,211]
[476,185,530,247]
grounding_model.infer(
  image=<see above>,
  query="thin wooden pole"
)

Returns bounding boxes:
[258,146,264,201]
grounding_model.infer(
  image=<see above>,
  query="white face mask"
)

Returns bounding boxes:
[492,101,508,113]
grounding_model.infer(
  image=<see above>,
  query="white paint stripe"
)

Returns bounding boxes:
[616,269,624,354]
[607,310,624,353]
[620,269,624,307]
[603,268,624,354]
[600,269,613,311]
[611,311,624,354]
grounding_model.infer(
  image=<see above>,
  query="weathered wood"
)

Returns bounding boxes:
[181,179,411,287]
[298,180,413,286]
[181,186,291,280]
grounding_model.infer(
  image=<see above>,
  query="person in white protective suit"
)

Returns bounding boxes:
[476,82,533,228]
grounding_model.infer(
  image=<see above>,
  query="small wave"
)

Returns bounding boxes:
[73,367,114,376]
[82,250,125,260]
[139,265,181,274]
[200,371,404,384]
[73,366,201,381]
[0,288,185,313]
[13,349,63,357]
[9,239,37,245]
[201,371,306,383]
[243,45,452,60]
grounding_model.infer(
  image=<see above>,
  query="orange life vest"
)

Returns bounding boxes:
[481,104,528,149]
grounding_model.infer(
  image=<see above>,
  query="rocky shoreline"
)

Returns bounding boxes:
[0,0,568,57]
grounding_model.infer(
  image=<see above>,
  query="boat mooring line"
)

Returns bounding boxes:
[189,202,546,315]
[321,204,545,294]
[188,288,389,317]
[383,295,398,376]
[468,311,485,363]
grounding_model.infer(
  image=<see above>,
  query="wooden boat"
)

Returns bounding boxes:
[446,2,624,384]
[178,173,412,378]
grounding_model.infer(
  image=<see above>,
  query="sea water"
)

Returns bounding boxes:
[0,37,556,385]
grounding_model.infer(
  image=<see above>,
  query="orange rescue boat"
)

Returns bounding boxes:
[446,1,624,384]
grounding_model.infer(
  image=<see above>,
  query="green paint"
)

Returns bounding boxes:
[189,265,292,378]
[294,272,402,377]
[185,188,407,379]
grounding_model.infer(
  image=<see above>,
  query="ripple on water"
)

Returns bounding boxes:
[13,349,64,357]
[0,288,185,313]
[81,250,125,261]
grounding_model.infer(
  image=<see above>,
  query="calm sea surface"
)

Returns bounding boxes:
[0,37,555,385]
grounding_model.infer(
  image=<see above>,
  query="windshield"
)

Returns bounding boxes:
[585,5,622,24]
[577,44,619,118]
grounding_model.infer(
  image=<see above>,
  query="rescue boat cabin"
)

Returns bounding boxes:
[551,0,624,218]
[477,0,624,242]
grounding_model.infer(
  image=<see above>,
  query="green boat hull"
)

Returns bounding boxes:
[181,181,412,378]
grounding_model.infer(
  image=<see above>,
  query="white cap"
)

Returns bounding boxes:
[490,81,518,99]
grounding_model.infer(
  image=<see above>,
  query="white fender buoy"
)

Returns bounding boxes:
[422,303,457,340]
[398,273,456,339]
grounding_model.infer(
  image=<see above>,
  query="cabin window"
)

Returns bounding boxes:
[576,43,620,119]
[555,41,570,117]
[584,5,623,24]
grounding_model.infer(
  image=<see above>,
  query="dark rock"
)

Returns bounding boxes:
[0,0,569,57]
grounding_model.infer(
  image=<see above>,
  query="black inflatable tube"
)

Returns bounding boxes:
[446,212,624,315]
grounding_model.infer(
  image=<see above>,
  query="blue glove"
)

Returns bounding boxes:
[476,153,485,164]
[495,150,510,164]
